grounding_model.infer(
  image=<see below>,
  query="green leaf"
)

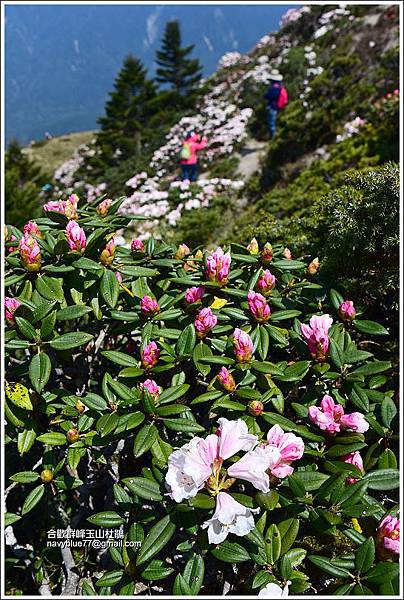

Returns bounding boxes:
[82,393,108,411]
[141,560,174,581]
[378,449,397,469]
[100,269,119,308]
[308,555,351,578]
[353,361,391,376]
[158,384,190,405]
[327,442,366,458]
[175,323,196,357]
[183,554,205,594]
[87,511,125,526]
[355,537,375,573]
[118,266,159,277]
[36,276,64,303]
[10,471,40,483]
[49,332,93,350]
[270,309,302,322]
[162,417,205,433]
[36,432,67,445]
[15,316,37,340]
[193,343,212,376]
[136,515,176,565]
[251,361,284,376]
[211,540,251,563]
[173,573,192,596]
[102,350,139,367]
[380,397,397,428]
[56,305,92,320]
[5,513,22,527]
[291,471,329,491]
[5,382,33,411]
[123,476,162,501]
[278,518,299,555]
[362,468,399,490]
[272,259,306,270]
[133,424,158,458]
[21,484,45,515]
[18,430,37,454]
[96,412,119,437]
[330,288,344,311]
[29,352,51,393]
[265,524,281,564]
[188,493,216,509]
[95,570,124,587]
[363,562,399,584]
[353,320,389,336]
[329,338,344,369]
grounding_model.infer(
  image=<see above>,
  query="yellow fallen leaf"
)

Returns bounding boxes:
[121,284,134,297]
[210,297,228,309]
[351,518,362,533]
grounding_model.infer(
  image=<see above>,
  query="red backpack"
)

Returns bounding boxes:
[277,86,289,110]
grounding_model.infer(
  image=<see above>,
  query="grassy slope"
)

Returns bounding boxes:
[22,130,97,175]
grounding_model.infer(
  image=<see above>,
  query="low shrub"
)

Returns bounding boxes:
[4,195,399,596]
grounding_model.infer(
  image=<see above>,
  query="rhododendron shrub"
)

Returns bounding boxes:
[4,195,399,596]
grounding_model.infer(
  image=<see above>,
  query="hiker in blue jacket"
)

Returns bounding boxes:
[264,69,288,137]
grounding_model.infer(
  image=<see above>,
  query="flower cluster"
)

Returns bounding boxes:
[309,395,369,434]
[280,6,311,29]
[336,116,366,143]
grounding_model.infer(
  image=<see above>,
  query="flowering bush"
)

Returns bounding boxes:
[4,194,399,596]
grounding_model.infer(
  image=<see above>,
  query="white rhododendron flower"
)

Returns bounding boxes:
[201,491,260,544]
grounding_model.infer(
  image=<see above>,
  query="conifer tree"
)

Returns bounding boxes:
[155,20,202,99]
[96,55,156,163]
[5,139,49,228]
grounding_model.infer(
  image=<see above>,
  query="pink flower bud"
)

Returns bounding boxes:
[247,290,270,322]
[131,239,145,252]
[185,286,205,304]
[19,233,41,272]
[340,451,364,485]
[377,515,400,557]
[261,242,273,265]
[217,367,236,392]
[307,257,320,275]
[8,234,17,253]
[205,247,231,286]
[338,300,356,321]
[141,341,160,369]
[115,272,123,283]
[194,307,217,338]
[300,314,333,362]
[247,237,259,254]
[140,295,160,316]
[232,328,254,363]
[256,270,276,295]
[65,194,79,219]
[248,400,264,416]
[99,238,115,265]
[23,221,42,238]
[97,198,112,217]
[175,243,191,260]
[283,247,292,260]
[141,378,160,399]
[66,221,86,253]
[5,297,21,325]
[44,200,65,213]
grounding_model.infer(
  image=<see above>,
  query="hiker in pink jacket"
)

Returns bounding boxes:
[179,131,207,181]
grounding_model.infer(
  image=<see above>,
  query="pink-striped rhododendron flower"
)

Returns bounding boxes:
[23,221,42,238]
[265,425,305,479]
[377,515,400,557]
[185,286,205,304]
[340,451,364,485]
[309,394,369,434]
[205,247,231,286]
[140,295,160,316]
[141,341,160,369]
[247,290,270,322]
[257,270,276,295]
[97,198,112,217]
[201,491,260,544]
[5,297,21,325]
[217,367,236,392]
[300,314,333,361]
[131,239,145,252]
[194,307,217,337]
[99,238,115,265]
[66,221,86,253]
[227,445,281,492]
[338,300,356,321]
[141,379,160,398]
[232,328,254,362]
[19,234,41,272]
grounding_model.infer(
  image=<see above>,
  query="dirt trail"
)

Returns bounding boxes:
[235,138,267,179]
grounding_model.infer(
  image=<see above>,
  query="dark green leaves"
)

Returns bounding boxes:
[29,352,51,393]
[136,515,176,565]
[100,268,119,308]
[49,332,93,350]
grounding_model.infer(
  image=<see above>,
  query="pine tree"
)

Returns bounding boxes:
[155,20,202,100]
[96,55,156,163]
[5,139,49,229]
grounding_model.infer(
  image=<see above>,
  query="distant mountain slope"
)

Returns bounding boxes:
[5,3,294,143]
